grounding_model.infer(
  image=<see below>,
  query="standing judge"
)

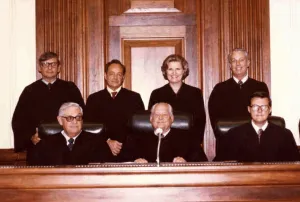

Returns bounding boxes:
[12,52,84,164]
[208,48,269,138]
[148,54,206,145]
[85,59,145,161]
[133,103,207,163]
[34,102,110,165]
[215,92,300,162]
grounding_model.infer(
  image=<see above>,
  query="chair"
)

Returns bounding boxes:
[38,122,105,137]
[128,110,193,133]
[215,116,286,137]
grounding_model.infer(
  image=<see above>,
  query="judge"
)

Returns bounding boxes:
[148,54,206,145]
[132,102,207,163]
[12,52,85,164]
[208,48,269,138]
[85,59,145,161]
[215,92,300,162]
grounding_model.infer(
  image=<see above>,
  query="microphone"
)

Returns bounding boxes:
[155,128,163,167]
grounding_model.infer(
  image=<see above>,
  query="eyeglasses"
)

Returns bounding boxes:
[152,113,170,120]
[41,61,59,68]
[230,58,247,65]
[61,116,83,122]
[250,105,269,112]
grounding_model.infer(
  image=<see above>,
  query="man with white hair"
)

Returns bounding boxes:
[34,102,110,165]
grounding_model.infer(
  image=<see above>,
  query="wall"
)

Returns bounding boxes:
[0,0,36,148]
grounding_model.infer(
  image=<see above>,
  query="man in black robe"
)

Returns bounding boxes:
[85,59,145,161]
[215,92,300,162]
[132,103,207,163]
[208,48,269,138]
[12,52,84,164]
[34,102,110,165]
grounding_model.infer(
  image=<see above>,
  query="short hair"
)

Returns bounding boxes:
[161,54,189,80]
[105,59,126,75]
[58,102,83,116]
[38,51,60,65]
[249,91,272,107]
[150,102,173,117]
[228,48,249,62]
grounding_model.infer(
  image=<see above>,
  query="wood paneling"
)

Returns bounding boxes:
[0,163,300,201]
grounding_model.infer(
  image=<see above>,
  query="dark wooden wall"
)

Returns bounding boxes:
[36,0,270,160]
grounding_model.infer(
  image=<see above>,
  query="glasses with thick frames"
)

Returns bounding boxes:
[250,105,269,112]
[61,116,83,122]
[41,61,59,68]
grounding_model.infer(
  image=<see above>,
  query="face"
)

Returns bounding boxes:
[150,103,174,133]
[229,51,250,80]
[104,63,125,91]
[166,62,185,84]
[57,106,83,138]
[38,57,60,82]
[248,97,272,127]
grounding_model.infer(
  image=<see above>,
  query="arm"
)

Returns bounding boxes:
[68,82,85,110]
[192,88,206,144]
[208,86,222,138]
[280,129,300,161]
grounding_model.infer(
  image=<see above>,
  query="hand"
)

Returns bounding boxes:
[134,158,148,163]
[173,156,186,163]
[107,139,122,156]
[31,128,41,145]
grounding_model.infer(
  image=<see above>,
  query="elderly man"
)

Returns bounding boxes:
[133,102,207,163]
[12,52,84,164]
[215,92,300,162]
[208,48,269,138]
[34,102,110,165]
[85,59,144,161]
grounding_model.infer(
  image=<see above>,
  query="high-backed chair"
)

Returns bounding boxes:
[128,110,193,133]
[38,122,105,137]
[215,116,286,137]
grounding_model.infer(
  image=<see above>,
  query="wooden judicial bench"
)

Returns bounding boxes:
[1,162,300,201]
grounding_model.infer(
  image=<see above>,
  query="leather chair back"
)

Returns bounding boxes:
[38,122,105,137]
[216,116,285,137]
[128,110,193,133]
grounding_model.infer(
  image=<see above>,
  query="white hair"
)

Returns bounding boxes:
[58,102,83,116]
[150,102,173,116]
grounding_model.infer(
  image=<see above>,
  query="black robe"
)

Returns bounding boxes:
[12,79,85,153]
[33,131,111,165]
[85,88,145,161]
[214,122,300,162]
[148,83,206,144]
[127,128,207,162]
[208,78,269,138]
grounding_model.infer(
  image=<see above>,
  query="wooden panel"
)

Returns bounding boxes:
[1,163,300,201]
[0,149,26,166]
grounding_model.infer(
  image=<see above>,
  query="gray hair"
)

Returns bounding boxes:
[58,102,83,116]
[228,48,249,62]
[150,102,173,117]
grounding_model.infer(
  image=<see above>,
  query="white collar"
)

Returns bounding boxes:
[42,79,56,85]
[106,86,122,95]
[233,75,248,84]
[251,120,268,134]
[154,128,171,138]
[61,130,82,145]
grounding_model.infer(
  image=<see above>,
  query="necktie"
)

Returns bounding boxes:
[238,80,243,89]
[111,91,117,99]
[258,129,263,143]
[48,83,52,90]
[68,138,74,151]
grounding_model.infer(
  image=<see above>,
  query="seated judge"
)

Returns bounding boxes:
[148,54,206,145]
[133,102,207,163]
[34,102,110,165]
[215,92,300,162]
[85,59,145,161]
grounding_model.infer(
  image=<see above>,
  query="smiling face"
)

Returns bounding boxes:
[150,103,174,133]
[166,61,185,85]
[229,50,250,80]
[38,57,61,82]
[104,63,125,91]
[57,106,83,138]
[248,97,272,127]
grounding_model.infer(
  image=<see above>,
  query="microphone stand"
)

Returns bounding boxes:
[156,133,162,167]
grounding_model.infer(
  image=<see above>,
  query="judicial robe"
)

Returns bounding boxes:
[148,83,206,144]
[12,79,85,153]
[127,128,207,162]
[214,122,300,162]
[208,77,269,138]
[33,131,111,165]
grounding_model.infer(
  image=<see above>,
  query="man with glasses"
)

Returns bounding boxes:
[12,52,84,164]
[208,48,269,138]
[33,102,110,165]
[215,91,299,162]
